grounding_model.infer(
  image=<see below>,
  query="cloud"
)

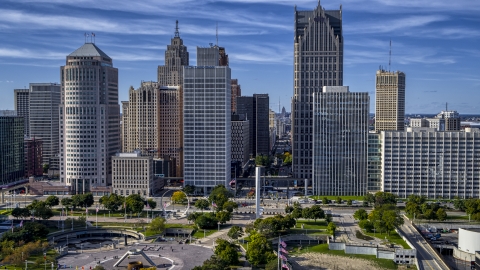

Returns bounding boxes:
[346,15,448,34]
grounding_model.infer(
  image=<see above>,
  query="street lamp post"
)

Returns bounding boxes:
[43,252,46,270]
[81,244,83,253]
[218,222,220,232]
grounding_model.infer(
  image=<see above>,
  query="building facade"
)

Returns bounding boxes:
[14,89,30,138]
[231,113,249,166]
[312,86,369,196]
[381,127,480,199]
[292,2,344,180]
[112,152,155,196]
[236,94,270,157]
[367,132,382,192]
[60,43,121,193]
[122,82,160,156]
[410,110,460,131]
[231,79,241,113]
[0,112,25,185]
[24,137,43,177]
[183,46,231,194]
[29,83,61,163]
[157,21,189,86]
[375,69,406,132]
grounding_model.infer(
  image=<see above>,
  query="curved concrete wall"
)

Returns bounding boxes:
[458,228,480,254]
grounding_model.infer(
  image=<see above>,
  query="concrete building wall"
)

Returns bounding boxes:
[375,70,405,132]
[112,153,154,196]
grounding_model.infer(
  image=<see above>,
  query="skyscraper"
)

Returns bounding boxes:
[312,86,369,196]
[29,83,61,163]
[231,79,241,113]
[122,82,160,156]
[0,111,24,185]
[236,94,270,157]
[59,43,120,193]
[231,113,249,166]
[183,46,231,194]
[157,20,189,86]
[375,69,406,132]
[292,2,343,180]
[14,89,29,137]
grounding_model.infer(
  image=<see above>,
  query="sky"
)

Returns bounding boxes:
[0,0,479,114]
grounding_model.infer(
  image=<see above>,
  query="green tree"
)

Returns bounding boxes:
[310,205,325,223]
[195,212,218,229]
[283,155,292,165]
[216,210,232,224]
[363,193,375,206]
[336,197,342,204]
[183,184,195,195]
[453,197,465,211]
[187,212,202,223]
[285,205,294,213]
[347,199,353,206]
[291,208,302,220]
[255,155,271,166]
[125,194,144,214]
[374,192,397,209]
[195,199,210,212]
[214,239,239,265]
[302,207,313,221]
[209,185,232,211]
[358,219,374,232]
[405,202,421,217]
[100,193,124,212]
[227,225,244,240]
[71,194,83,209]
[382,210,404,235]
[82,193,94,207]
[146,198,156,209]
[43,163,49,174]
[436,208,447,221]
[193,255,228,270]
[147,217,166,234]
[12,207,30,219]
[246,232,276,266]
[36,206,54,220]
[407,194,427,205]
[353,209,368,221]
[61,197,73,209]
[327,222,337,237]
[45,195,59,207]
[322,197,329,205]
[223,201,238,213]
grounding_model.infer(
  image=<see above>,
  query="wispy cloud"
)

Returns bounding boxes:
[346,15,448,34]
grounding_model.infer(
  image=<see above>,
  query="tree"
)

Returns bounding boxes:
[310,205,325,223]
[327,222,337,237]
[358,219,374,232]
[255,155,271,167]
[12,208,30,219]
[228,225,244,240]
[374,192,397,208]
[453,197,466,211]
[216,210,232,224]
[43,163,49,174]
[45,195,59,207]
[183,184,195,195]
[407,194,427,205]
[61,197,73,209]
[93,266,106,270]
[283,155,292,165]
[322,197,329,205]
[363,193,375,206]
[291,208,302,220]
[146,198,156,209]
[353,209,368,221]
[187,212,202,223]
[347,199,353,206]
[223,201,238,213]
[285,205,294,213]
[70,194,83,210]
[209,185,232,211]
[193,255,229,270]
[405,202,421,217]
[125,194,144,214]
[246,232,276,266]
[336,197,342,204]
[100,193,124,212]
[214,239,239,265]
[195,199,210,212]
[302,207,313,221]
[382,210,404,235]
[147,217,166,234]
[195,212,218,229]
[36,206,54,220]
[436,208,447,221]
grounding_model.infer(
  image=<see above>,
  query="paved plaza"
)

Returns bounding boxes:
[57,243,213,269]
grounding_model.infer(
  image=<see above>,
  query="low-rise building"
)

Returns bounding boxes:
[112,152,155,196]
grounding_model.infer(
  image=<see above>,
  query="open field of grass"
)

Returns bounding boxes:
[363,230,410,249]
[289,243,399,269]
[295,219,328,229]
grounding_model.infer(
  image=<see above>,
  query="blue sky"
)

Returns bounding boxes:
[0,0,479,114]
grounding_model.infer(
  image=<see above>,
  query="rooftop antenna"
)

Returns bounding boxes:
[279,96,280,113]
[446,102,448,111]
[389,39,392,72]
[91,32,95,44]
[175,20,180,38]
[216,22,218,46]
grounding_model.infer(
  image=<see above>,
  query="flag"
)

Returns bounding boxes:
[212,202,217,208]
[163,202,166,208]
[281,247,288,254]
[96,207,98,213]
[86,208,88,214]
[278,254,287,260]
[282,263,288,269]
[146,203,150,209]
[124,202,126,208]
[229,179,236,185]
[91,32,95,37]
[19,220,23,227]
[281,241,287,248]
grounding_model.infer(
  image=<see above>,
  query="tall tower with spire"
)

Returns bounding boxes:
[157,20,189,85]
[292,2,344,181]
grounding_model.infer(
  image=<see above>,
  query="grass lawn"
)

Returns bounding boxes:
[290,243,398,270]
[295,219,328,229]
[193,229,216,239]
[310,195,364,201]
[446,215,470,220]
[356,230,374,241]
[363,230,411,249]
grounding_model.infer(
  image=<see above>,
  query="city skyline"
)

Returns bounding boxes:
[0,0,479,113]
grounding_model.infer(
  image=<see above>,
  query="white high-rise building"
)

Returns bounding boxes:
[183,46,231,194]
[312,86,369,196]
[59,43,120,194]
[29,83,61,163]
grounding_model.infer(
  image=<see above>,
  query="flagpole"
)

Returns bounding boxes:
[278,236,280,270]
[96,205,98,228]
